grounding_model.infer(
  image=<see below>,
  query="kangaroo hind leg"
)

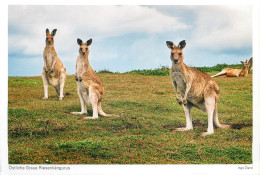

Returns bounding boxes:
[200,97,215,137]
[211,69,228,78]
[59,71,66,101]
[175,102,193,131]
[71,86,87,115]
[42,70,49,100]
[83,86,99,120]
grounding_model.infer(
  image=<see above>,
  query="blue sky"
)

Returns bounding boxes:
[8,5,252,76]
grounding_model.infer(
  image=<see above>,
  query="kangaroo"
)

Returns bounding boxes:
[248,57,253,73]
[42,29,66,101]
[211,60,249,78]
[166,40,231,137]
[71,38,118,119]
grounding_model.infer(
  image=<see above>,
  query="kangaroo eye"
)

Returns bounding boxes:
[179,53,182,56]
[171,53,174,56]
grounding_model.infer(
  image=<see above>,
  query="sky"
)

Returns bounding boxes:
[8,5,252,76]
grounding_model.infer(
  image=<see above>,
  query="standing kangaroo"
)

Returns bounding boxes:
[211,60,249,78]
[71,38,118,119]
[248,57,253,73]
[42,29,66,101]
[166,40,231,137]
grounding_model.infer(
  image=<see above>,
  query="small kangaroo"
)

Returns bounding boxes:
[211,60,249,78]
[42,29,66,101]
[166,40,231,137]
[71,38,118,119]
[248,57,253,73]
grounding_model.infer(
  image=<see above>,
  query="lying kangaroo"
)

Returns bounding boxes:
[248,57,253,73]
[42,29,66,101]
[166,40,231,137]
[71,38,118,119]
[211,60,249,78]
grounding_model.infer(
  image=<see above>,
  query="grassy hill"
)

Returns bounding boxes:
[8,67,252,164]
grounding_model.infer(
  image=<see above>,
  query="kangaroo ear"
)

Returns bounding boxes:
[46,28,50,36]
[51,29,57,36]
[240,61,243,64]
[166,41,175,49]
[178,40,186,49]
[77,38,83,45]
[86,38,92,46]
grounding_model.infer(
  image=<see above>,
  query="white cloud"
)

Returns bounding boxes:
[8,5,188,56]
[189,6,252,51]
[8,5,253,76]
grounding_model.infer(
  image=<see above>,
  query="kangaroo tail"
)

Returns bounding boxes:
[98,101,119,117]
[213,102,231,129]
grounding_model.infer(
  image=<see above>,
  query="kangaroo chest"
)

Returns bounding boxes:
[76,58,85,75]
[44,52,54,69]
[171,71,187,94]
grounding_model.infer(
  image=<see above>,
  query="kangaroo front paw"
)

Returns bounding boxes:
[177,99,182,105]
[75,76,82,82]
[43,66,48,73]
[183,100,187,106]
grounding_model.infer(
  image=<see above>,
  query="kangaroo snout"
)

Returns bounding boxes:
[174,59,178,64]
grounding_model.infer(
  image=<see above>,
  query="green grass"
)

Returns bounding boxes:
[97,69,114,74]
[126,66,170,76]
[8,68,252,164]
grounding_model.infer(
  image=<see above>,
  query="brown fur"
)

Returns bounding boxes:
[43,50,65,78]
[71,38,118,119]
[211,60,249,78]
[248,57,253,73]
[42,29,66,101]
[166,40,230,137]
[80,55,104,101]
